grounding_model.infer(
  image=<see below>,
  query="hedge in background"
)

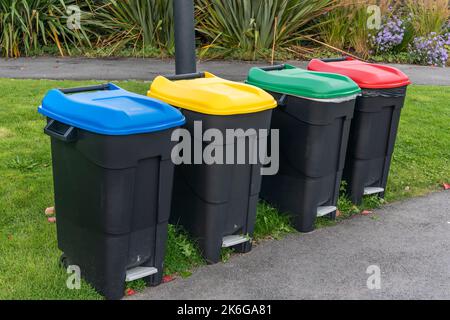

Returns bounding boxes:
[86,0,175,56]
[196,0,334,60]
[0,0,93,57]
[0,0,449,64]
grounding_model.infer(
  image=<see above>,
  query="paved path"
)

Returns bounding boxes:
[1,57,450,85]
[129,191,450,300]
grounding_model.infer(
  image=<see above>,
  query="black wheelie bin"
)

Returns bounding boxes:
[148,72,277,263]
[247,64,361,232]
[38,83,185,299]
[308,57,411,204]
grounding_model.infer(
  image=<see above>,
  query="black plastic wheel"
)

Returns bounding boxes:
[233,241,253,254]
[327,211,337,220]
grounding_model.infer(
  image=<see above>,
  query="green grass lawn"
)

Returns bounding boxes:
[0,79,448,300]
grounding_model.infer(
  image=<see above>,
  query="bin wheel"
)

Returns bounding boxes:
[233,241,253,254]
[59,253,69,269]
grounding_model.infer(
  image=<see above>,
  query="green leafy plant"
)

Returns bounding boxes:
[164,225,204,276]
[220,248,233,262]
[371,52,412,64]
[406,0,449,37]
[317,4,352,50]
[87,0,175,56]
[254,202,295,240]
[362,195,385,209]
[318,0,397,58]
[336,183,360,218]
[196,0,335,60]
[0,0,93,57]
[7,156,45,172]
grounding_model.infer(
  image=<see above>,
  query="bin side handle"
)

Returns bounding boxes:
[258,64,285,71]
[59,83,111,94]
[277,94,287,108]
[163,72,205,81]
[44,119,78,143]
[319,56,350,63]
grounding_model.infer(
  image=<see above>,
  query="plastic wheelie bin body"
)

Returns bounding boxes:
[308,57,411,204]
[247,64,360,232]
[38,83,185,299]
[148,72,276,263]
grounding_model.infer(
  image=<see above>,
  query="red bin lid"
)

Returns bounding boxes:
[307,57,411,89]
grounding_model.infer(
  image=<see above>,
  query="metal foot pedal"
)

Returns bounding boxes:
[317,206,337,217]
[222,235,249,248]
[364,187,384,195]
[125,267,158,282]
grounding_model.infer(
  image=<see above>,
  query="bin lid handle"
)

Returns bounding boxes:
[320,56,352,63]
[58,83,116,95]
[163,72,206,81]
[258,64,286,72]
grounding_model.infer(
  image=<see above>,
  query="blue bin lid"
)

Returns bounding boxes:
[38,83,185,135]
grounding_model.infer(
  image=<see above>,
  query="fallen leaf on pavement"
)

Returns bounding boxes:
[125,288,136,296]
[163,275,175,283]
[361,210,373,216]
[45,207,55,215]
[180,271,192,278]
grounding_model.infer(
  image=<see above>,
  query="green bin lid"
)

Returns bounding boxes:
[246,64,361,100]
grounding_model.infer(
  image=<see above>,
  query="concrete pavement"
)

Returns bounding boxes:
[1,57,450,85]
[129,191,450,300]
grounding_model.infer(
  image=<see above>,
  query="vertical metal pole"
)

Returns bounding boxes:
[173,0,197,74]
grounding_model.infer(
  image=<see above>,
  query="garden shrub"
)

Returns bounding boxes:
[409,32,450,67]
[0,0,448,64]
[371,14,406,54]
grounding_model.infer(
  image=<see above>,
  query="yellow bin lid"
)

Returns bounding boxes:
[147,72,276,115]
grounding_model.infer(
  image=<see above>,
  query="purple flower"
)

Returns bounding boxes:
[410,32,450,67]
[370,15,405,53]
